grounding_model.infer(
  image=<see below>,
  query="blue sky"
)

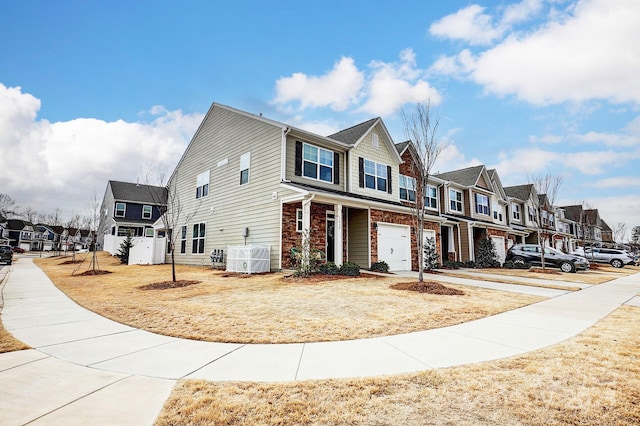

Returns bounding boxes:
[1,0,639,238]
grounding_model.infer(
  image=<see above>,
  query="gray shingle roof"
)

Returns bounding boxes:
[327,117,379,145]
[435,165,485,187]
[562,205,584,222]
[109,181,167,204]
[395,141,411,155]
[504,184,534,201]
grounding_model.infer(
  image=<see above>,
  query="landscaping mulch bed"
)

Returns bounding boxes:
[529,267,561,275]
[138,280,200,291]
[74,270,112,276]
[391,281,465,295]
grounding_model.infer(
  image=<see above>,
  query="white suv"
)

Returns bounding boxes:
[581,248,636,268]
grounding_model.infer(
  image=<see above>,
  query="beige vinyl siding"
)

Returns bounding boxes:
[349,125,400,203]
[459,221,471,262]
[285,137,345,191]
[167,105,287,268]
[347,209,369,268]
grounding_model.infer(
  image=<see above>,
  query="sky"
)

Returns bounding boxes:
[1,0,639,239]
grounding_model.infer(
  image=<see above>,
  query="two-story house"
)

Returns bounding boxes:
[7,219,35,251]
[563,205,603,248]
[98,180,167,255]
[160,103,448,271]
[504,184,538,246]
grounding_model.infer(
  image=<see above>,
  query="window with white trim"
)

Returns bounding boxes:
[425,185,438,209]
[196,170,210,199]
[145,227,154,237]
[296,209,303,232]
[528,206,536,222]
[449,189,463,212]
[303,143,333,183]
[192,223,206,254]
[115,202,126,217]
[399,175,416,202]
[372,132,379,148]
[475,194,490,216]
[240,152,250,185]
[493,202,503,221]
[512,204,521,221]
[142,205,152,219]
[180,226,187,254]
[364,159,388,192]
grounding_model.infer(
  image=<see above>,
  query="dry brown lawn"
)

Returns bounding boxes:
[33,252,543,344]
[156,305,640,425]
[0,317,30,353]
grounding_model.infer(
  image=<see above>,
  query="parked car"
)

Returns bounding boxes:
[0,245,13,265]
[575,247,636,268]
[12,246,25,254]
[505,244,589,273]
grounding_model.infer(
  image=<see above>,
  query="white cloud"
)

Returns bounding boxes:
[273,57,364,112]
[429,5,502,46]
[0,83,203,217]
[490,148,562,178]
[529,134,564,144]
[592,176,640,188]
[500,0,544,26]
[431,0,640,106]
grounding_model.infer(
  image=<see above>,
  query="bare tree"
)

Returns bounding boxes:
[612,222,627,245]
[401,101,448,282]
[83,193,102,274]
[21,206,39,223]
[530,174,563,270]
[0,193,19,218]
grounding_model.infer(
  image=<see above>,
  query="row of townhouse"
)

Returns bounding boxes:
[0,217,94,252]
[98,103,615,270]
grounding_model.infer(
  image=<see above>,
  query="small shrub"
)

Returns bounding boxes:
[503,260,531,269]
[442,260,460,269]
[318,262,339,275]
[423,236,439,271]
[339,262,360,276]
[475,238,501,268]
[370,261,389,273]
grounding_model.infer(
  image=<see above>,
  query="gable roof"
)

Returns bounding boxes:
[435,165,486,187]
[504,184,535,201]
[394,141,412,156]
[109,181,167,204]
[562,205,584,222]
[327,118,379,145]
[7,219,34,230]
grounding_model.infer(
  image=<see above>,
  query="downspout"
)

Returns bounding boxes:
[280,127,291,182]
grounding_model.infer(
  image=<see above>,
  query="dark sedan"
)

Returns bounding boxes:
[506,244,589,273]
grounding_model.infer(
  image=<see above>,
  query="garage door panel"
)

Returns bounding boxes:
[377,224,411,271]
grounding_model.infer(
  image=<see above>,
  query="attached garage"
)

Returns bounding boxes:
[491,236,506,264]
[377,223,411,271]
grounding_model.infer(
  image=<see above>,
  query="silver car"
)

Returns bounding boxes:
[582,248,636,268]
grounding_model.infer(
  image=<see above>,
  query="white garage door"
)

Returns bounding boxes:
[491,236,506,264]
[377,223,411,271]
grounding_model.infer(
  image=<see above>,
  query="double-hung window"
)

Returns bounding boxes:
[364,159,388,192]
[142,205,152,219]
[475,194,490,216]
[240,153,250,185]
[192,223,206,254]
[303,143,333,183]
[296,209,303,232]
[399,175,416,202]
[493,202,503,221]
[180,226,187,254]
[425,185,438,209]
[196,170,210,199]
[512,204,521,221]
[449,189,463,212]
[115,202,126,217]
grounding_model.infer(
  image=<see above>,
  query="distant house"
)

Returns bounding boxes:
[98,180,167,257]
[6,220,36,251]
[0,216,10,246]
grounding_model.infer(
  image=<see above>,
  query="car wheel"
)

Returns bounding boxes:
[512,256,526,265]
[560,261,575,273]
[610,259,624,268]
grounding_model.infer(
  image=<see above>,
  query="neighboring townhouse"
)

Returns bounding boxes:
[434,165,513,263]
[98,180,167,255]
[504,184,538,245]
[563,205,604,247]
[159,103,447,271]
[600,220,614,246]
[7,220,35,251]
[553,207,575,252]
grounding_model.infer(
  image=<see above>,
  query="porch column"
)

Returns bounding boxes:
[334,204,343,266]
[302,197,312,232]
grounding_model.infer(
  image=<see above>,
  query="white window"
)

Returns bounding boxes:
[399,175,416,202]
[296,209,303,232]
[493,202,503,221]
[240,152,250,185]
[449,189,463,212]
[475,194,490,216]
[425,185,438,210]
[115,202,126,217]
[364,159,388,192]
[180,226,187,254]
[303,143,333,183]
[145,228,154,237]
[372,132,379,149]
[142,205,152,219]
[196,170,210,199]
[512,204,521,221]
[192,223,206,254]
[528,206,537,222]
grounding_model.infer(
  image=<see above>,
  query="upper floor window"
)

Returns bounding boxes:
[303,143,334,183]
[493,202,503,221]
[425,185,438,210]
[364,159,389,192]
[240,152,250,185]
[115,202,126,217]
[399,175,416,202]
[475,194,490,216]
[449,189,463,212]
[142,205,152,219]
[196,170,210,199]
[512,204,521,221]
[528,206,536,222]
[192,223,206,254]
[372,132,379,149]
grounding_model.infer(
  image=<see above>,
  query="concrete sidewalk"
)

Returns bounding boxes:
[1,259,639,425]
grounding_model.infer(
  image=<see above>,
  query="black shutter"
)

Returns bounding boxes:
[333,152,340,185]
[295,141,302,176]
[387,165,393,194]
[358,157,364,188]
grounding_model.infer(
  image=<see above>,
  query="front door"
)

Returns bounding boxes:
[326,213,335,262]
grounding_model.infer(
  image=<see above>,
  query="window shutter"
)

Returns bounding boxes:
[358,157,364,188]
[333,152,340,185]
[295,141,302,176]
[387,165,392,194]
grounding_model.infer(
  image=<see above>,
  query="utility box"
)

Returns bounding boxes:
[226,245,270,274]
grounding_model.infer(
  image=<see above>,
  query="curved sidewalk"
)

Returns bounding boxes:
[1,259,639,424]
